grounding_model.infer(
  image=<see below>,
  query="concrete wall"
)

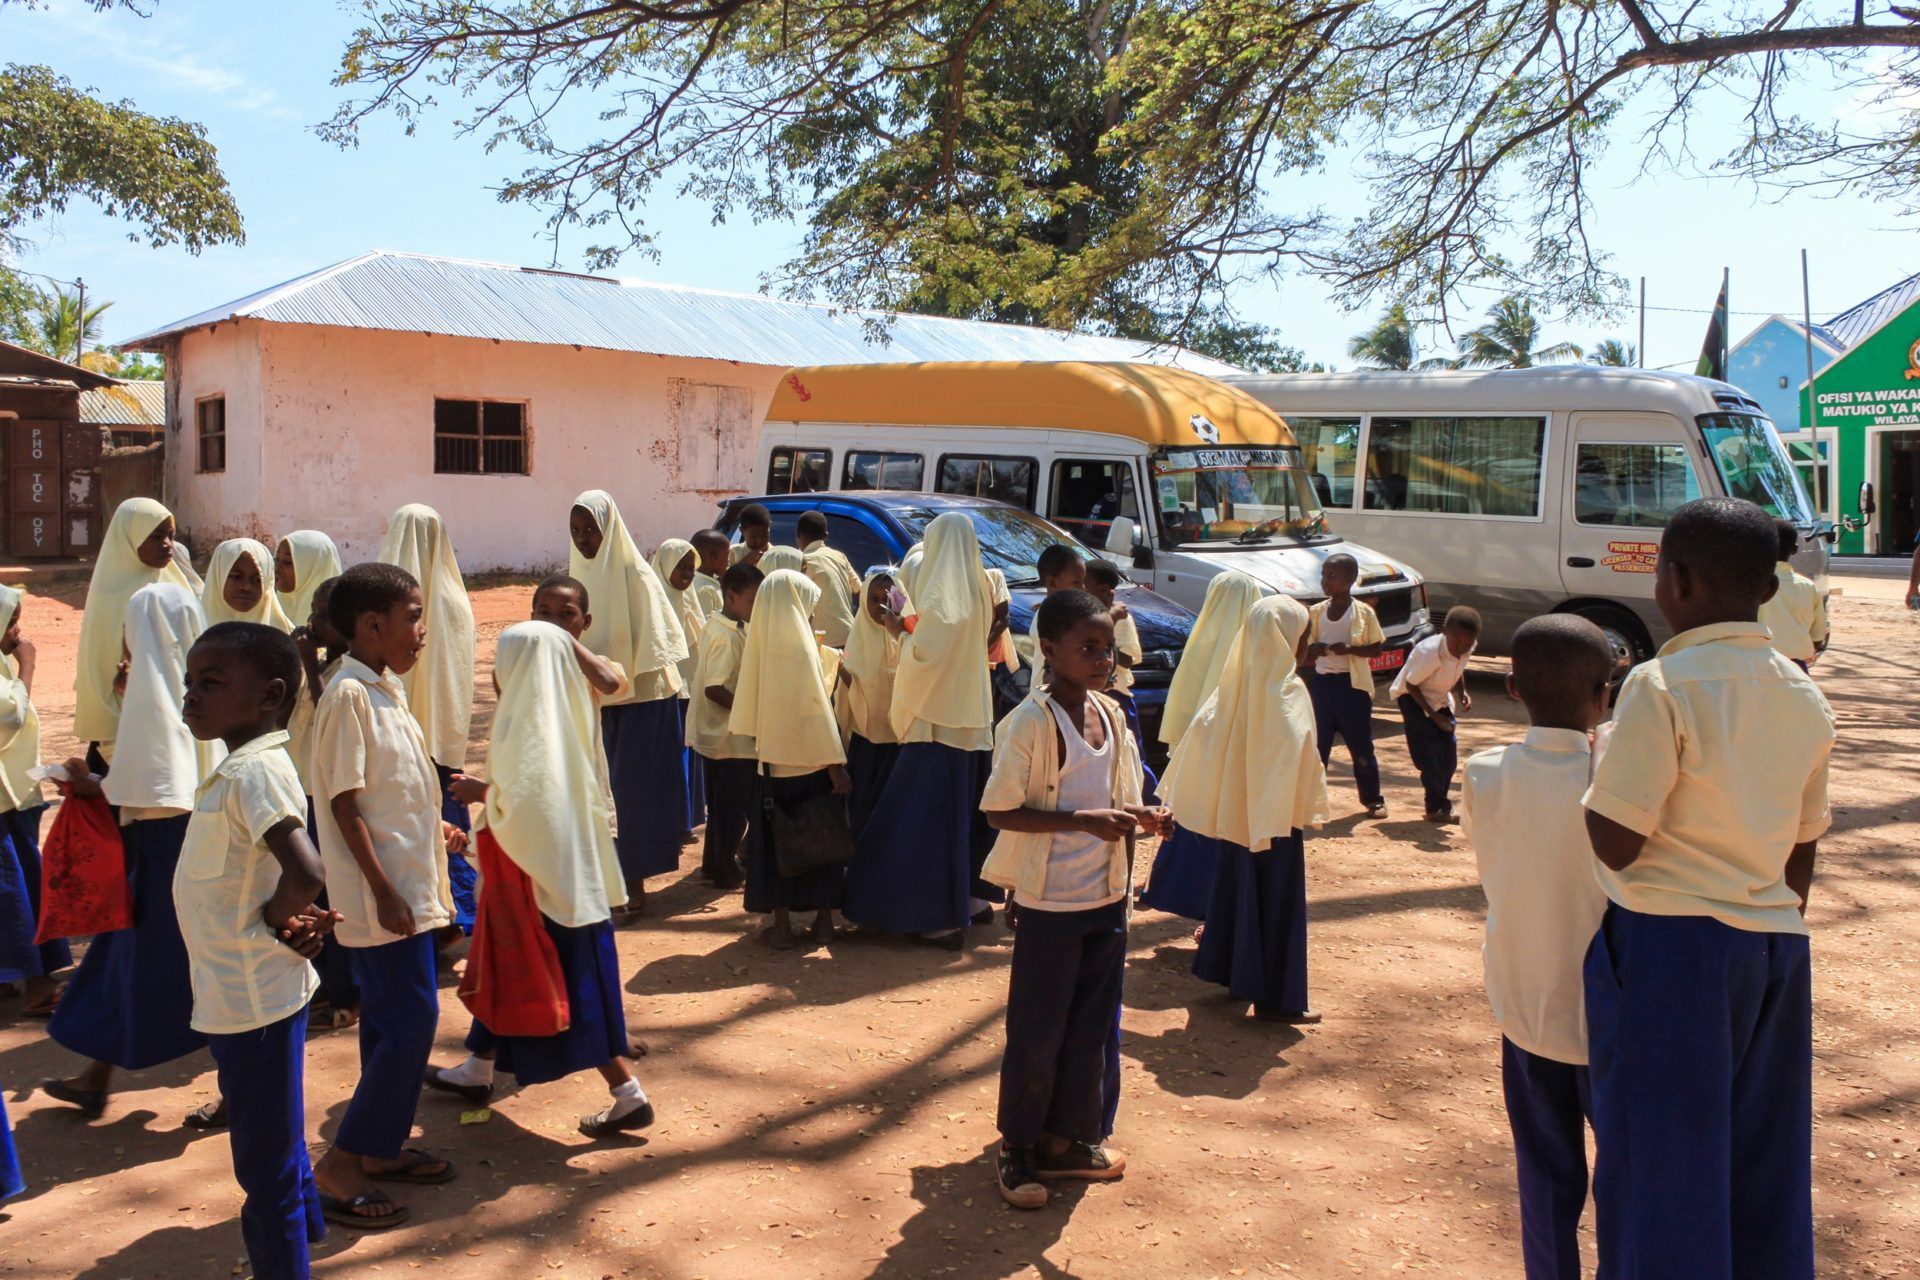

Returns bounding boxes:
[165,321,265,552]
[171,321,785,570]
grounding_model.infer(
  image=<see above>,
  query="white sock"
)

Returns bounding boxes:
[602,1078,648,1120]
[440,1055,494,1087]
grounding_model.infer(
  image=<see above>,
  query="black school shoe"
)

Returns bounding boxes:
[1034,1141,1127,1181]
[997,1146,1048,1209]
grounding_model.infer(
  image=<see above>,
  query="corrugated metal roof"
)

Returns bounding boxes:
[119,251,1241,376]
[79,380,165,427]
[1823,270,1920,350]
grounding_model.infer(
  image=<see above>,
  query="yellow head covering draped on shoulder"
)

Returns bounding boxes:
[1159,595,1328,851]
[378,503,476,769]
[483,621,626,925]
[731,570,845,771]
[74,498,193,744]
[203,538,293,631]
[569,491,686,703]
[758,545,807,576]
[648,538,706,691]
[104,582,225,809]
[891,512,993,738]
[1158,569,1263,745]
[838,566,903,745]
[276,530,342,627]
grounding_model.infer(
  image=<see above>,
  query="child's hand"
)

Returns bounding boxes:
[1128,804,1173,839]
[442,821,470,855]
[1075,809,1139,842]
[1458,690,1473,713]
[270,905,342,958]
[828,763,853,797]
[1433,709,1457,735]
[60,756,105,800]
[7,635,31,663]
[447,774,488,806]
[1304,642,1327,661]
[374,888,417,938]
[1109,601,1131,623]
[1328,642,1351,656]
[112,658,130,697]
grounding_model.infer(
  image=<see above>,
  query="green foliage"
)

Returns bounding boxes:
[1588,338,1636,367]
[1459,297,1583,368]
[18,284,110,363]
[113,351,164,379]
[1350,305,1417,370]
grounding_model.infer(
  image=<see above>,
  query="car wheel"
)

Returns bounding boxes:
[1572,605,1651,688]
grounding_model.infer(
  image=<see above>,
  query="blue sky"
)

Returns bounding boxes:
[6,0,1916,371]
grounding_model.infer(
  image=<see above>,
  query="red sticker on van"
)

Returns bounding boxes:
[1602,541,1659,574]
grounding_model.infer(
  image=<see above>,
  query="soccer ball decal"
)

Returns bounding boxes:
[1189,414,1220,444]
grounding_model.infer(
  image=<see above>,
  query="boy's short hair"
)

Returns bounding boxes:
[1509,614,1613,721]
[1083,559,1124,590]
[690,528,728,552]
[1443,604,1483,635]
[1661,498,1777,598]
[329,562,419,638]
[1036,544,1081,581]
[796,510,828,542]
[1323,551,1358,578]
[721,562,765,593]
[1035,588,1109,642]
[535,573,589,612]
[737,503,771,529]
[1774,518,1800,562]
[196,621,302,708]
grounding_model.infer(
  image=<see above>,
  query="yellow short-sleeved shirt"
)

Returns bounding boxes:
[802,542,860,649]
[0,653,43,814]
[1757,566,1829,662]
[687,616,755,760]
[1581,622,1835,935]
[1307,599,1386,695]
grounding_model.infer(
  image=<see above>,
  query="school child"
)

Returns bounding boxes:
[1080,560,1148,759]
[1023,544,1088,666]
[1459,615,1614,1280]
[837,568,905,843]
[1389,605,1481,822]
[73,497,196,760]
[1581,497,1835,1280]
[172,536,206,593]
[1162,595,1329,1022]
[980,589,1170,1209]
[1758,518,1829,671]
[274,530,343,629]
[569,492,689,913]
[1303,552,1387,818]
[205,539,295,630]
[688,563,763,890]
[0,586,65,1017]
[797,511,861,647]
[44,581,224,1115]
[309,562,462,1230]
[1139,570,1262,921]
[690,528,730,619]
[842,512,995,949]
[651,538,710,836]
[378,504,479,930]
[175,621,337,1280]
[291,578,360,1033]
[758,545,807,576]
[730,504,773,566]
[731,569,853,949]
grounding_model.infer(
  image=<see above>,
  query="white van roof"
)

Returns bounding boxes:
[1228,366,1756,416]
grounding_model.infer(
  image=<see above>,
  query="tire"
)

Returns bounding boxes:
[1571,605,1652,687]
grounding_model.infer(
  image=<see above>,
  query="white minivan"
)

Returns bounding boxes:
[1228,367,1831,666]
[757,361,1435,672]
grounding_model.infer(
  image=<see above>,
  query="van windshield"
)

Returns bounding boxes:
[891,505,1092,587]
[1697,414,1815,526]
[1149,446,1330,545]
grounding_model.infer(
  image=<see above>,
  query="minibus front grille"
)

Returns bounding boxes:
[1363,588,1415,629]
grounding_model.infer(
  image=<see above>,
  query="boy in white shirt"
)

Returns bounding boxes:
[1388,605,1481,821]
[1582,498,1835,1279]
[1460,615,1614,1280]
[176,622,338,1280]
[1757,519,1829,670]
[1303,553,1388,818]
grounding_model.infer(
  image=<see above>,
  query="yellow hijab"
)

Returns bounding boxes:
[731,570,845,770]
[74,498,193,744]
[568,491,686,701]
[838,567,902,745]
[0,585,41,811]
[276,530,342,627]
[891,512,994,738]
[1159,569,1264,745]
[649,538,706,691]
[378,504,476,769]
[483,622,625,925]
[1159,595,1327,851]
[103,582,225,810]
[203,538,294,631]
[759,545,807,577]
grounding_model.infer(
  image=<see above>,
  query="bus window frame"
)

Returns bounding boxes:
[766,445,834,495]
[1047,456,1144,548]
[934,452,1041,510]
[1569,439,1704,530]
[842,449,926,492]
[1352,411,1552,523]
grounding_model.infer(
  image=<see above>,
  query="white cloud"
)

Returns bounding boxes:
[17,0,295,118]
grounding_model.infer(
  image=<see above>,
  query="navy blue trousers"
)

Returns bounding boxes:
[997,899,1127,1149]
[1309,674,1383,806]
[337,933,439,1159]
[1502,1037,1593,1280]
[210,1009,324,1280]
[1585,905,1813,1280]
[700,755,754,887]
[1396,695,1458,815]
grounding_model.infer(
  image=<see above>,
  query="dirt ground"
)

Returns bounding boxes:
[0,578,1914,1279]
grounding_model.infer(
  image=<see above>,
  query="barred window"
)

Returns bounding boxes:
[196,396,226,474]
[434,399,528,475]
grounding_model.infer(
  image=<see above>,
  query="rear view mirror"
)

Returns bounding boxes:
[1104,515,1136,554]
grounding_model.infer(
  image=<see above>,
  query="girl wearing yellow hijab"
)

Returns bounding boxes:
[72,498,193,755]
[731,570,849,950]
[203,539,294,631]
[649,538,709,839]
[1139,570,1264,922]
[568,491,689,911]
[836,567,906,843]
[274,529,342,627]
[1159,595,1329,1021]
[0,585,66,1016]
[841,512,995,947]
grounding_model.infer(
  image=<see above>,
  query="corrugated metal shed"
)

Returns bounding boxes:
[79,380,165,428]
[120,251,1241,376]
[1823,270,1920,351]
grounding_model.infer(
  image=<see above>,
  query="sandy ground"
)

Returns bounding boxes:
[0,578,1914,1279]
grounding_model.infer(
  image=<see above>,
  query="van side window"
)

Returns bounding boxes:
[1363,416,1545,517]
[1574,443,1701,528]
[768,447,831,494]
[1291,418,1360,507]
[843,451,924,491]
[937,455,1037,509]
[1048,460,1140,548]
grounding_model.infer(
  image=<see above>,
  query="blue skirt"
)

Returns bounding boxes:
[677,700,706,831]
[1193,835,1309,1012]
[467,917,628,1087]
[1139,823,1221,921]
[0,1087,20,1200]
[434,763,477,932]
[845,734,900,844]
[0,806,69,982]
[603,700,688,881]
[743,769,847,915]
[48,815,208,1069]
[841,742,975,934]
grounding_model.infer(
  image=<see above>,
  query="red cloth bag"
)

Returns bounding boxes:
[458,827,569,1037]
[34,791,132,945]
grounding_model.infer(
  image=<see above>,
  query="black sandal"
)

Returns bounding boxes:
[38,1077,106,1119]
[183,1100,228,1130]
[368,1147,455,1185]
[320,1189,411,1231]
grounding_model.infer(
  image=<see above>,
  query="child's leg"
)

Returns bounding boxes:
[211,1010,323,1280]
[1396,696,1448,814]
[997,906,1086,1150]
[1727,932,1814,1278]
[1432,718,1459,814]
[1045,901,1128,1149]
[701,757,752,887]
[1333,684,1383,807]
[1308,674,1341,765]
[1500,1037,1591,1280]
[335,934,441,1164]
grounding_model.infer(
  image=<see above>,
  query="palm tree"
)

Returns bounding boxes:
[29,286,111,363]
[1588,338,1637,367]
[1458,296,1583,368]
[1349,303,1417,369]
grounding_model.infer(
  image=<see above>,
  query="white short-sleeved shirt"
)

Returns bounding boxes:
[1389,633,1474,712]
[310,656,453,947]
[173,731,320,1034]
[1111,611,1141,694]
[1582,622,1835,935]
[1461,727,1609,1064]
[1757,566,1829,662]
[688,616,755,760]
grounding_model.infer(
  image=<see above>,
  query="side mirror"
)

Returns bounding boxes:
[1859,481,1876,519]
[1104,515,1136,554]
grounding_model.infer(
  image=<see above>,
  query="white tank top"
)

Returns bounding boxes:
[1024,698,1122,911]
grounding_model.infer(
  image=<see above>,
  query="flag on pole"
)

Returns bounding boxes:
[1695,270,1729,381]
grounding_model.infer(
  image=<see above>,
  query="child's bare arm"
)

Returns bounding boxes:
[985,807,1138,841]
[705,683,734,710]
[262,818,335,956]
[1785,839,1818,913]
[12,637,35,696]
[1585,809,1646,872]
[329,789,415,937]
[569,637,624,696]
